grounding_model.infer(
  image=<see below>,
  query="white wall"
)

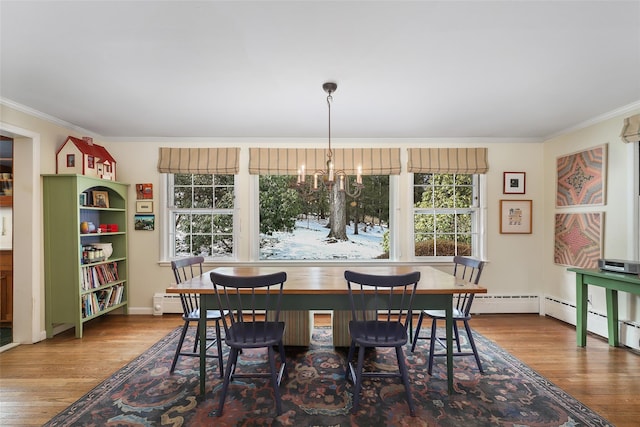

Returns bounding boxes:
[542,110,640,324]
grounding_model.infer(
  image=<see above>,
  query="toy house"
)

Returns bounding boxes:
[56,136,116,180]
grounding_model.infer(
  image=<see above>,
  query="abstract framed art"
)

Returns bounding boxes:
[556,144,607,207]
[554,212,603,268]
[500,200,532,234]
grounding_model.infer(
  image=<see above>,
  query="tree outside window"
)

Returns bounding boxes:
[259,175,389,260]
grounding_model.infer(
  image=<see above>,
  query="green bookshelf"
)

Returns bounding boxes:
[43,174,129,338]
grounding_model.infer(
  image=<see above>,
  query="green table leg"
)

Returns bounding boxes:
[576,273,588,347]
[605,289,619,346]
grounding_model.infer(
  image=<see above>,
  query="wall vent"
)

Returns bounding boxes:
[153,293,183,315]
[471,294,539,313]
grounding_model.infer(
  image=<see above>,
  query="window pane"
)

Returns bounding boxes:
[259,174,389,260]
[168,173,234,259]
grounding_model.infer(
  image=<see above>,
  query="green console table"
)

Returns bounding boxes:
[568,267,640,347]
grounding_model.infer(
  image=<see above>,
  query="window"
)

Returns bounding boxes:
[167,173,235,259]
[413,173,480,257]
[258,175,389,260]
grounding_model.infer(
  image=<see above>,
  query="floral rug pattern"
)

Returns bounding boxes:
[44,326,612,426]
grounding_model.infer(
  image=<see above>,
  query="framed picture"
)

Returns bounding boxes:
[91,190,109,208]
[554,212,603,268]
[79,192,87,206]
[136,183,153,199]
[134,214,155,231]
[503,172,526,194]
[556,144,606,207]
[136,200,153,213]
[500,199,532,234]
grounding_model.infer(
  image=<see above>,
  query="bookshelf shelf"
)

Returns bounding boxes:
[43,174,129,338]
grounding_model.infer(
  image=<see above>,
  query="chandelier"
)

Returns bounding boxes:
[297,82,364,198]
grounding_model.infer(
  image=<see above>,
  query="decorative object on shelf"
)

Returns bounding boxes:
[556,144,606,207]
[136,183,153,199]
[503,171,526,194]
[134,214,155,231]
[296,82,363,199]
[136,200,153,213]
[92,190,109,208]
[56,136,117,180]
[499,200,532,234]
[80,221,96,234]
[91,242,113,260]
[554,212,603,268]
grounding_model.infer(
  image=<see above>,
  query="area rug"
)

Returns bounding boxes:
[44,326,612,427]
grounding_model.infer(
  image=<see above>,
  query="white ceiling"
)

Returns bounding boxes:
[1,1,639,141]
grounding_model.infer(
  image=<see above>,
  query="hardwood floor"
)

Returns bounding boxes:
[0,313,638,426]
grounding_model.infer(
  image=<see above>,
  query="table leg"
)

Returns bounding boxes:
[445,303,454,394]
[199,294,207,395]
[605,289,619,346]
[575,273,588,347]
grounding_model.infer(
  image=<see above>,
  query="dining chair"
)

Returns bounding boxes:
[411,255,485,374]
[210,270,288,417]
[344,269,420,416]
[170,256,225,378]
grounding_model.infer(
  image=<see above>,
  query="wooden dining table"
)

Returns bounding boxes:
[166,265,487,395]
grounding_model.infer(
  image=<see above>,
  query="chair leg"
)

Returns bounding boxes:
[277,340,288,381]
[453,321,462,352]
[395,346,415,416]
[351,344,366,414]
[427,319,437,375]
[268,346,283,415]
[411,311,424,352]
[215,320,224,378]
[345,341,356,380]
[170,321,190,373]
[216,347,238,417]
[464,320,484,373]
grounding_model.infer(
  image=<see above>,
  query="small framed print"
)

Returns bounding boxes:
[136,200,153,213]
[500,199,532,234]
[136,183,153,199]
[134,214,155,231]
[91,190,109,208]
[503,172,526,194]
[79,192,87,206]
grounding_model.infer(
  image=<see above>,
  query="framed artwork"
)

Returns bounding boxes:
[503,172,526,194]
[136,183,153,200]
[79,192,87,206]
[136,200,153,213]
[554,212,603,268]
[499,200,532,234]
[556,144,607,207]
[134,214,155,231]
[91,190,109,208]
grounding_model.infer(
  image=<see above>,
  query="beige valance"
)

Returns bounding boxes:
[620,114,640,143]
[249,148,401,175]
[407,148,489,174]
[157,147,240,174]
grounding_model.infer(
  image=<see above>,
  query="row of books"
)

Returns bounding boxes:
[82,284,125,318]
[81,262,120,290]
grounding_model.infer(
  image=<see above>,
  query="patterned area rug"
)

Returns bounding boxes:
[44,326,612,426]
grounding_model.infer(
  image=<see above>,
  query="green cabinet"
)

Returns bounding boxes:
[43,174,129,338]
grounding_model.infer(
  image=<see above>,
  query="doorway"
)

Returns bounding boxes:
[0,137,13,346]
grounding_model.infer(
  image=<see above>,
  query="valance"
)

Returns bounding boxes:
[157,147,240,174]
[249,148,401,175]
[620,114,640,143]
[407,148,489,174]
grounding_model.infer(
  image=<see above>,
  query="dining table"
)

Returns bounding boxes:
[166,264,487,395]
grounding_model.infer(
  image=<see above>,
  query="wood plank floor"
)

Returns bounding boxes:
[0,313,638,426]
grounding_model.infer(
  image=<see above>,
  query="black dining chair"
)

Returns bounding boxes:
[344,269,420,416]
[210,270,288,417]
[411,256,485,374]
[170,256,225,378]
